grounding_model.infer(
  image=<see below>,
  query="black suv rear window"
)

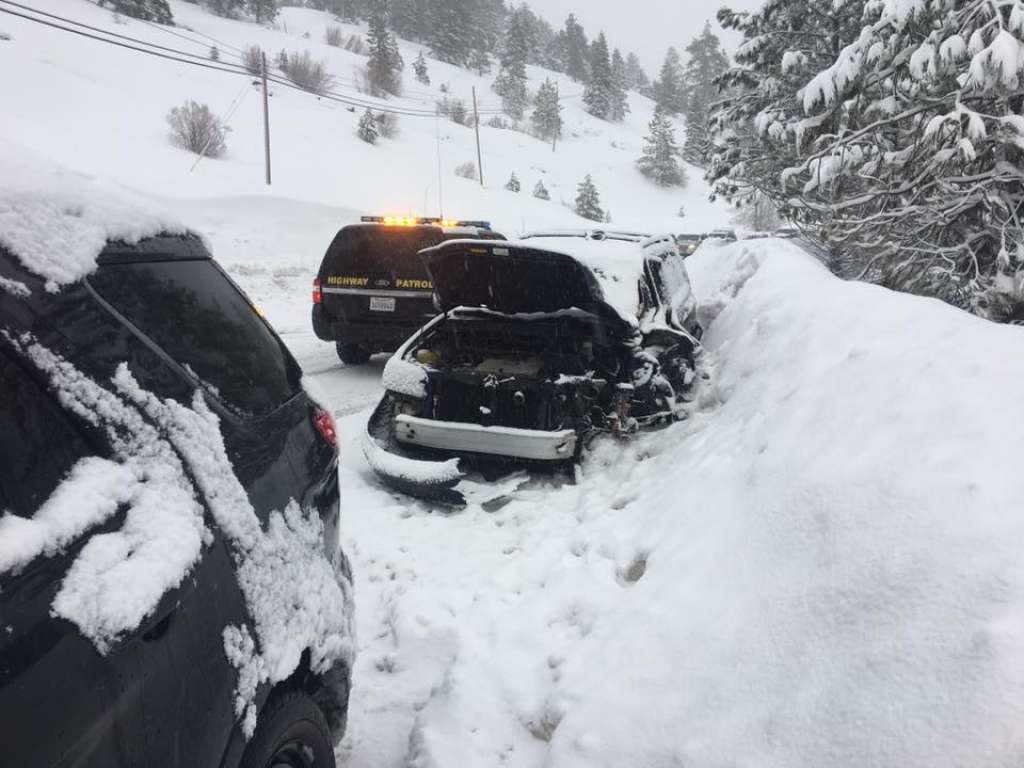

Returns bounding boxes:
[88,260,301,418]
[326,226,446,277]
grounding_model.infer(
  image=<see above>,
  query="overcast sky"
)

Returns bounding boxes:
[532,0,762,74]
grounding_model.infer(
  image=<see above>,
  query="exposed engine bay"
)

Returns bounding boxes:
[387,307,697,443]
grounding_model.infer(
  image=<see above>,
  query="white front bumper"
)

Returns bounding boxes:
[394,415,577,461]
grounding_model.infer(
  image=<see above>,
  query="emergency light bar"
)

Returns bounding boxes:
[361,216,492,230]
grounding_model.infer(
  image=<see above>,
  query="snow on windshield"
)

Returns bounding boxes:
[518,236,645,325]
[0,140,187,290]
[0,337,354,735]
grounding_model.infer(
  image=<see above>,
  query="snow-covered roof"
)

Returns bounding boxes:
[518,233,651,324]
[0,140,188,289]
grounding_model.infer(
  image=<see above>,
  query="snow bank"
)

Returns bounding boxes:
[0,139,188,289]
[342,237,1024,767]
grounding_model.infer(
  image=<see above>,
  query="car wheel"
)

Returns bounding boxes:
[239,690,336,768]
[336,342,371,366]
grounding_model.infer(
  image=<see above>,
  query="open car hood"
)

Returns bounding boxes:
[421,240,608,316]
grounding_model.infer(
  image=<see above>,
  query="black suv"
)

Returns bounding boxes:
[312,216,505,365]
[1,234,352,768]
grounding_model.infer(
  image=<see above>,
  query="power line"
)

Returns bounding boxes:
[0,0,250,69]
[0,4,255,76]
[0,0,510,117]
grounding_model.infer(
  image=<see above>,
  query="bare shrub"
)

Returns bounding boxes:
[437,96,469,126]
[281,51,334,95]
[455,161,478,180]
[374,111,399,139]
[242,44,264,75]
[325,25,343,47]
[344,35,366,55]
[166,101,229,158]
[486,116,509,129]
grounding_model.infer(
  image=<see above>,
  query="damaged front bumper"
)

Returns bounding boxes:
[394,415,577,461]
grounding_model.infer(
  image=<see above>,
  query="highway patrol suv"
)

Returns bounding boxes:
[312,216,505,364]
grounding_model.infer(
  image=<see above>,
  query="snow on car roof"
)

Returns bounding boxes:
[0,140,188,289]
[518,232,656,324]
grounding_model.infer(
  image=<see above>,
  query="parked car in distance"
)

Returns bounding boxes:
[365,229,703,504]
[705,228,738,242]
[675,233,703,256]
[1,228,352,768]
[312,215,506,365]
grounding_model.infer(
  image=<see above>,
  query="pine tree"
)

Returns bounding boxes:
[246,0,276,23]
[681,22,729,167]
[366,2,403,96]
[391,0,429,42]
[505,172,521,192]
[531,78,563,143]
[103,0,173,23]
[493,7,530,120]
[624,52,649,91]
[772,0,1024,319]
[583,33,614,119]
[468,49,491,76]
[428,0,474,66]
[533,179,550,200]
[653,47,686,114]
[413,51,430,85]
[199,0,240,19]
[637,107,686,187]
[575,175,604,222]
[357,108,379,144]
[563,14,589,83]
[609,48,630,121]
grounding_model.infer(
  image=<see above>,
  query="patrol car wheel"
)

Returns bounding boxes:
[336,343,371,366]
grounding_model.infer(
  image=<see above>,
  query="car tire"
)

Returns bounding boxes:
[239,690,336,768]
[336,342,371,366]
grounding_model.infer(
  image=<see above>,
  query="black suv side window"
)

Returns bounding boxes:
[0,352,93,517]
[88,260,301,419]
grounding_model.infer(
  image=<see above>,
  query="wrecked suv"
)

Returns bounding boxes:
[365,230,702,503]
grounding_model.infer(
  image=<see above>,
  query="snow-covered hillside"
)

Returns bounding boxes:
[0,0,726,239]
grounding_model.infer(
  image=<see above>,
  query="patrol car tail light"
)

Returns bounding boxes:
[313,407,337,448]
[312,277,322,305]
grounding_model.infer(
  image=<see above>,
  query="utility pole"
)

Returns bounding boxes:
[261,51,272,186]
[472,86,484,187]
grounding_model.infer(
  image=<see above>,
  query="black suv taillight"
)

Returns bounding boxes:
[313,407,337,448]
[312,277,322,305]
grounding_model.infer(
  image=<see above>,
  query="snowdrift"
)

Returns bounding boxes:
[341,238,1024,767]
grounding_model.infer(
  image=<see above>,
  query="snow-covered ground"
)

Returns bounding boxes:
[5,1,1024,766]
[327,238,1024,767]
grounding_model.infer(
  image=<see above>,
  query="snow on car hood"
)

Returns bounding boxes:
[0,140,188,289]
[421,238,640,325]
